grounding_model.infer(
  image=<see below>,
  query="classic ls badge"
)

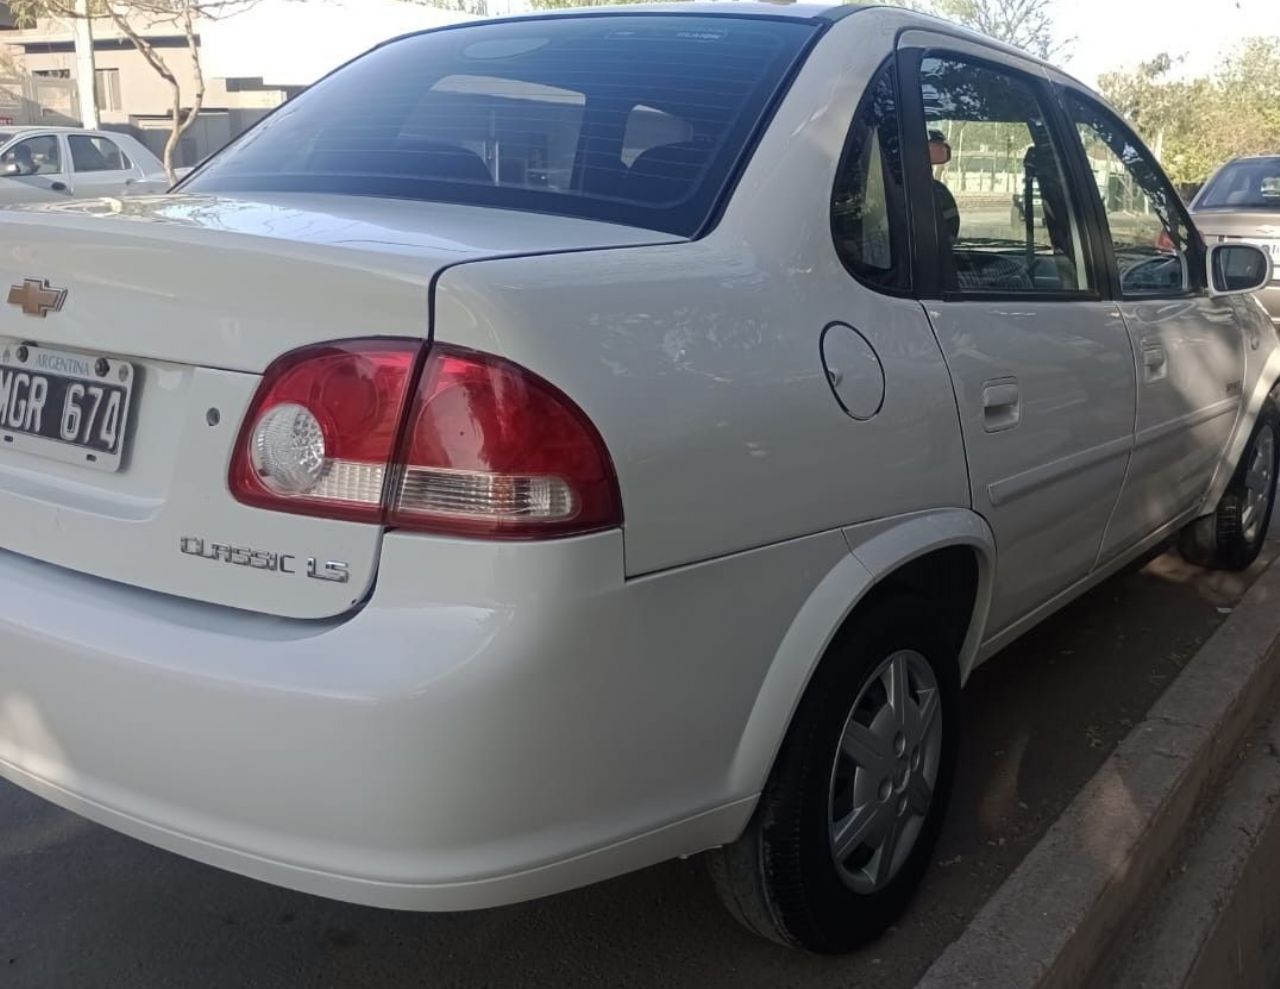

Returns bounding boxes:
[180,537,351,583]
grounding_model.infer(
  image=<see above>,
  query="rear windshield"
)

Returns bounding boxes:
[183,15,817,236]
[1197,158,1280,211]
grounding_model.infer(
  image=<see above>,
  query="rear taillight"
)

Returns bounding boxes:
[229,340,622,539]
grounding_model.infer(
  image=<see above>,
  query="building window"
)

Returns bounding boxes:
[33,69,71,79]
[95,68,121,112]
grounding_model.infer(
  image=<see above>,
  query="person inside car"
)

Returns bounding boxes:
[929,129,961,241]
[2,144,35,177]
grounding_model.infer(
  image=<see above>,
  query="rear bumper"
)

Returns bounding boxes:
[0,528,846,909]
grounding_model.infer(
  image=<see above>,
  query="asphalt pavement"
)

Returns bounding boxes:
[2,540,1276,989]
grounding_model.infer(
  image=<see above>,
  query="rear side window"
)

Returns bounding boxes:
[184,16,818,236]
[69,134,131,173]
[832,60,909,292]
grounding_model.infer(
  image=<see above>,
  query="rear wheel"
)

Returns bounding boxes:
[1180,400,1279,571]
[709,596,960,953]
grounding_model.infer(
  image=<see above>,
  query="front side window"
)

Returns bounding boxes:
[183,16,818,236]
[919,55,1090,295]
[1197,157,1280,212]
[832,61,908,291]
[1068,94,1197,296]
[69,135,131,173]
[1,135,61,176]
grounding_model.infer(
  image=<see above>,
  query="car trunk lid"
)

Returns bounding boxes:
[0,193,674,618]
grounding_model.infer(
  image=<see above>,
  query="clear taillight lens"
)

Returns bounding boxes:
[229,340,420,524]
[229,340,622,539]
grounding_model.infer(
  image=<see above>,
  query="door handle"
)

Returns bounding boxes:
[982,377,1021,432]
[49,181,68,193]
[1141,341,1167,382]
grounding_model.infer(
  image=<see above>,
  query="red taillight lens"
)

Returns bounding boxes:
[229,340,421,524]
[229,340,622,539]
[389,345,622,537]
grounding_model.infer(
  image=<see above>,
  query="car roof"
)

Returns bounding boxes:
[1,125,95,134]
[383,3,1075,78]
[492,2,856,20]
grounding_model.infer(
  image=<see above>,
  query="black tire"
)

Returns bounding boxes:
[709,595,961,953]
[1179,400,1279,572]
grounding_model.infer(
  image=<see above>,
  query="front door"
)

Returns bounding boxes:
[1061,91,1249,560]
[899,39,1137,634]
[0,134,69,204]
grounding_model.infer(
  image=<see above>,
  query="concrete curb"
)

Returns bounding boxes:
[1100,716,1280,988]
[915,554,1280,989]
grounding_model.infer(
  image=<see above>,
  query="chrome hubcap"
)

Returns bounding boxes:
[828,650,942,894]
[1242,424,1276,544]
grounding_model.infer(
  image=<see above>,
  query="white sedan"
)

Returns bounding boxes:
[0,125,169,203]
[0,3,1276,955]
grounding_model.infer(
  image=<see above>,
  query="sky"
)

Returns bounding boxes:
[1049,0,1278,86]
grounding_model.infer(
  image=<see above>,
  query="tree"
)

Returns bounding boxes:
[526,0,648,7]
[8,0,256,182]
[879,0,1068,60]
[1099,37,1280,188]
[396,0,488,14]
[934,0,1067,59]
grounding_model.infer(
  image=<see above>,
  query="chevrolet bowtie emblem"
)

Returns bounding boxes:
[7,278,67,318]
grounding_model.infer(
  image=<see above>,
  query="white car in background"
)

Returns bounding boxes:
[0,126,168,203]
[0,3,1276,956]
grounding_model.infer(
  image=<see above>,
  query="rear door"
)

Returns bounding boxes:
[66,133,142,197]
[1059,90,1249,561]
[897,35,1137,635]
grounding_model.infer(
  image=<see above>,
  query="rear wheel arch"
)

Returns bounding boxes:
[712,541,987,950]
[727,511,994,800]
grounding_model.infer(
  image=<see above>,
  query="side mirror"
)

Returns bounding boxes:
[1208,243,1273,297]
[1,162,19,177]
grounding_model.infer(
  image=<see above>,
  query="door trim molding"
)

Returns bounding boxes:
[987,433,1132,507]
[1134,397,1239,451]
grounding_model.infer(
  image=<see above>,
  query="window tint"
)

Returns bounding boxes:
[1197,157,1280,212]
[832,61,907,291]
[69,135,131,173]
[1068,94,1196,296]
[919,56,1090,296]
[184,16,818,236]
[1,135,61,176]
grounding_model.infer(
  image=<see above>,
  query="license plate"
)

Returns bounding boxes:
[1254,240,1280,279]
[0,340,135,472]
